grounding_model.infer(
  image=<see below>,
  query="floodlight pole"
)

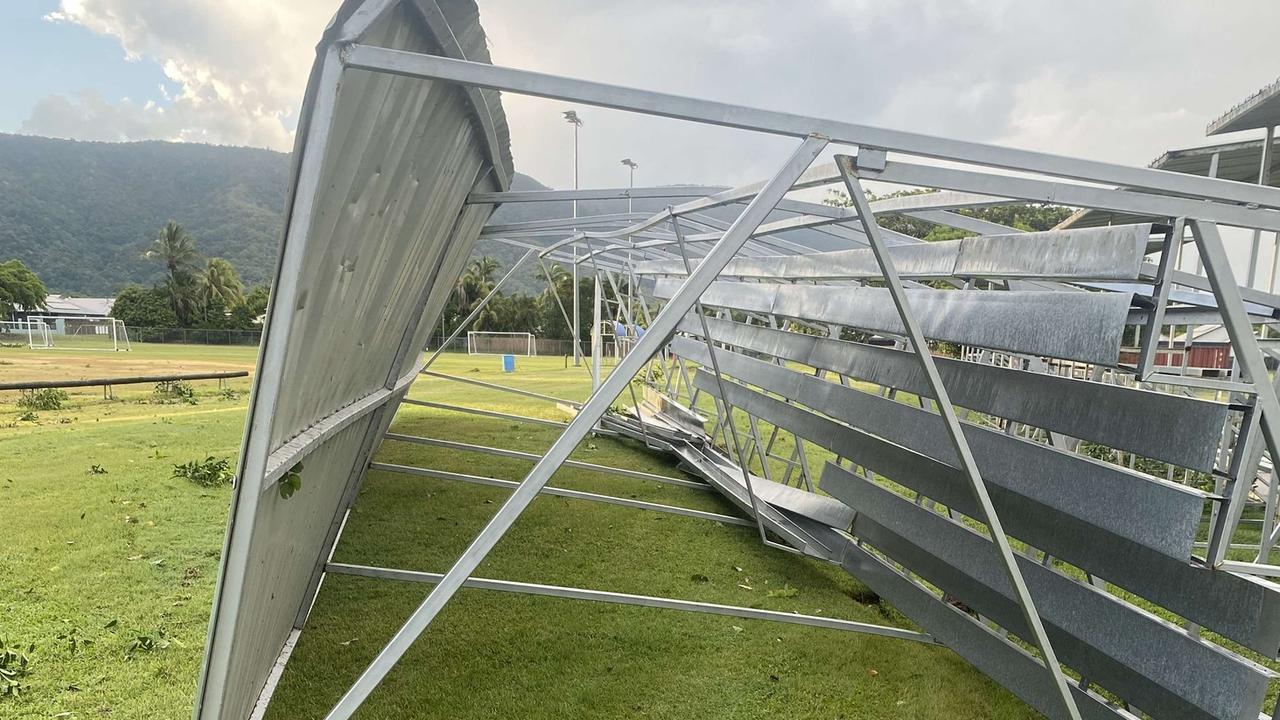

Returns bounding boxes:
[322,135,828,720]
[835,153,1083,720]
[566,110,584,367]
[591,270,603,391]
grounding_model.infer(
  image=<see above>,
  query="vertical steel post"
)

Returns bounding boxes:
[321,136,828,720]
[1250,126,1274,289]
[591,271,603,390]
[1190,219,1280,565]
[836,153,1083,720]
[573,247,581,366]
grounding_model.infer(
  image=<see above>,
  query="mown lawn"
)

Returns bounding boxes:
[1,343,1107,719]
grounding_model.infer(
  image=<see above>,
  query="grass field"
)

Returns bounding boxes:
[2,343,1272,719]
[0,343,1038,719]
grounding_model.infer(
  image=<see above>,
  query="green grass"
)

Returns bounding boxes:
[8,345,1259,719]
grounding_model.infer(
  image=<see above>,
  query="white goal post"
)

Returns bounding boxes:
[467,331,536,356]
[0,319,51,349]
[27,315,132,352]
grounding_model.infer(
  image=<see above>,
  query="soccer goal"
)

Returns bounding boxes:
[467,331,536,356]
[0,319,51,349]
[29,315,132,352]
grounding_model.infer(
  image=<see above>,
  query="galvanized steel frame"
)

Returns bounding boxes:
[207,15,1280,719]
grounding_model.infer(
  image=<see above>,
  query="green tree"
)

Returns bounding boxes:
[144,221,203,325]
[200,257,245,323]
[226,284,270,330]
[0,259,48,320]
[110,285,179,327]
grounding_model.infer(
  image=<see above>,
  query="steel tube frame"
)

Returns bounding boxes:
[382,432,711,490]
[325,562,937,643]
[400,398,568,427]
[369,462,750,526]
[420,370,583,408]
[836,153,1083,720]
[340,43,1280,209]
[1190,220,1280,567]
[671,213,781,552]
[321,136,829,719]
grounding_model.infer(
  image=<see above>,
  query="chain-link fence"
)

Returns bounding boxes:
[127,327,263,346]
[427,336,602,358]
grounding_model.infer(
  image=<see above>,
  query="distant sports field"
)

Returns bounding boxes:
[1,343,1040,719]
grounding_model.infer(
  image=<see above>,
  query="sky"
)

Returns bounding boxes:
[6,0,1280,193]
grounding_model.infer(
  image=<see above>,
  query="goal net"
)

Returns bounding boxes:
[0,320,51,349]
[467,331,536,356]
[29,316,131,351]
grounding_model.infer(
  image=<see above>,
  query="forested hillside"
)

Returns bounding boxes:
[0,133,564,296]
[0,134,287,295]
[0,133,1071,300]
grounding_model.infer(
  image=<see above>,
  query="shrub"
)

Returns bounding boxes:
[0,639,33,698]
[18,388,67,411]
[152,380,197,405]
[172,456,233,487]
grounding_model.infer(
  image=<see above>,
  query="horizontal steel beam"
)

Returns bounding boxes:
[382,432,711,490]
[400,398,568,427]
[420,370,583,408]
[325,562,937,643]
[468,185,728,204]
[340,44,1280,210]
[859,158,1280,233]
[369,462,750,526]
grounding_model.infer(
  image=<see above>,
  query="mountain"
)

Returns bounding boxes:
[0,133,855,299]
[0,133,572,297]
[0,134,287,296]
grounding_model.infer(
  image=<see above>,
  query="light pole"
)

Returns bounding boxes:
[564,110,583,366]
[620,158,639,329]
[620,158,638,213]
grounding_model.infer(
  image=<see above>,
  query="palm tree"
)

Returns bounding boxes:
[145,221,202,324]
[200,258,245,323]
[453,256,500,312]
[201,258,244,308]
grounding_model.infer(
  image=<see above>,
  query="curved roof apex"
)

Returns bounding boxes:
[316,0,514,187]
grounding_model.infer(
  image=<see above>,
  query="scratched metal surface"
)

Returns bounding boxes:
[196,2,513,718]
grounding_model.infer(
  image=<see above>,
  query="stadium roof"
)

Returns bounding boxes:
[1060,137,1280,229]
[1208,75,1280,135]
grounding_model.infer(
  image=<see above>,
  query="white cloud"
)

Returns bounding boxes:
[27,0,336,150]
[18,0,1280,182]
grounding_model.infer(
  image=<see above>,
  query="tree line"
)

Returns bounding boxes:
[110,221,269,330]
[441,256,605,342]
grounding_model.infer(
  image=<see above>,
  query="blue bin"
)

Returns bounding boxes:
[502,354,516,373]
